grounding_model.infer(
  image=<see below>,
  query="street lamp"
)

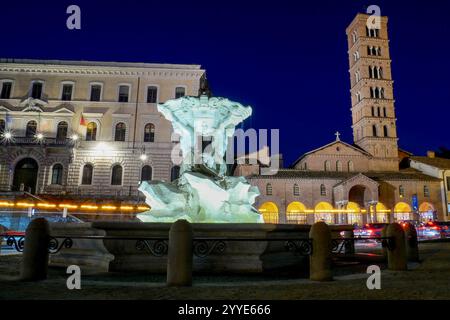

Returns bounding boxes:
[3,131,12,140]
[140,154,147,161]
[36,133,44,140]
[71,134,79,141]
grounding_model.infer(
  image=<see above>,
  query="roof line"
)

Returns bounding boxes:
[0,58,202,70]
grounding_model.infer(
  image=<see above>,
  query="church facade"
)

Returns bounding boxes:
[237,14,445,224]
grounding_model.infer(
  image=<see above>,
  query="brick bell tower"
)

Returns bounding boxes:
[346,13,399,171]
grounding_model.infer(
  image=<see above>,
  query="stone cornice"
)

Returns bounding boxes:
[0,62,204,79]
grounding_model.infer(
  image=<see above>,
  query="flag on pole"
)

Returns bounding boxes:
[79,114,86,126]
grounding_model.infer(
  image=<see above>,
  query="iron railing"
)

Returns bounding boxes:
[1,234,395,257]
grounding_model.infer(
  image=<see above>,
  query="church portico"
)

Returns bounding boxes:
[332,173,379,225]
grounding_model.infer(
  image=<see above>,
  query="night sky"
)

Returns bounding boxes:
[1,0,449,165]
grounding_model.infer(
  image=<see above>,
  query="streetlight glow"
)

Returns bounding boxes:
[3,131,12,139]
[140,154,148,161]
[36,133,44,140]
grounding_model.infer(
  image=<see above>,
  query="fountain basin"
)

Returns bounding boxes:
[49,222,352,274]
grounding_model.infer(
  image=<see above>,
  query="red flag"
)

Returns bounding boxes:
[80,114,86,126]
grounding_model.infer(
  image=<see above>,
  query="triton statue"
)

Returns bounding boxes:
[137,81,262,223]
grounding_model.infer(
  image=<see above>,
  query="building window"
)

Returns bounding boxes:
[352,31,357,43]
[141,165,153,181]
[56,121,68,140]
[383,125,388,137]
[175,87,185,98]
[320,184,326,196]
[383,107,387,117]
[86,122,97,141]
[366,27,380,38]
[324,160,330,172]
[371,106,375,116]
[336,160,342,172]
[0,81,12,99]
[118,85,129,102]
[399,185,405,198]
[171,165,180,181]
[293,184,300,196]
[424,185,430,198]
[81,164,93,185]
[61,84,73,101]
[266,183,273,196]
[90,84,102,101]
[144,123,155,142]
[146,86,158,103]
[31,82,43,99]
[355,71,360,83]
[0,119,5,133]
[51,164,63,185]
[372,125,377,137]
[111,165,123,185]
[447,177,450,191]
[26,120,37,138]
[114,122,126,141]
[348,161,354,172]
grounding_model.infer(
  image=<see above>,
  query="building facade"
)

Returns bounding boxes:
[0,59,204,200]
[408,153,450,219]
[237,13,446,224]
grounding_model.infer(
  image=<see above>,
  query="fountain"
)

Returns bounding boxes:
[137,90,262,223]
[49,80,326,275]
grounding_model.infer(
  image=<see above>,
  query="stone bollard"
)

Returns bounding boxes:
[167,219,193,286]
[342,230,355,254]
[309,221,332,281]
[21,218,50,281]
[403,222,419,262]
[386,223,407,271]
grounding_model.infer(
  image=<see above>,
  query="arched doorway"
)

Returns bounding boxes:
[393,202,412,221]
[375,202,389,223]
[346,201,362,225]
[13,158,39,194]
[419,202,435,222]
[286,202,307,224]
[258,202,279,224]
[348,184,371,223]
[314,202,334,224]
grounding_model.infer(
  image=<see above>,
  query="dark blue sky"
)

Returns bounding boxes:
[2,0,449,165]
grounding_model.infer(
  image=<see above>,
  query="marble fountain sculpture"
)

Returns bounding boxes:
[49,86,326,274]
[137,93,263,223]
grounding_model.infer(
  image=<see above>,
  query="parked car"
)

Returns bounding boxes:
[354,223,388,238]
[417,221,450,239]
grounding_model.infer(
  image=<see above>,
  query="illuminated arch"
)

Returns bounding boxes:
[259,202,279,224]
[375,202,389,223]
[418,202,435,221]
[314,201,334,224]
[286,201,308,224]
[393,202,412,221]
[346,202,362,225]
[419,202,434,212]
[394,202,411,213]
